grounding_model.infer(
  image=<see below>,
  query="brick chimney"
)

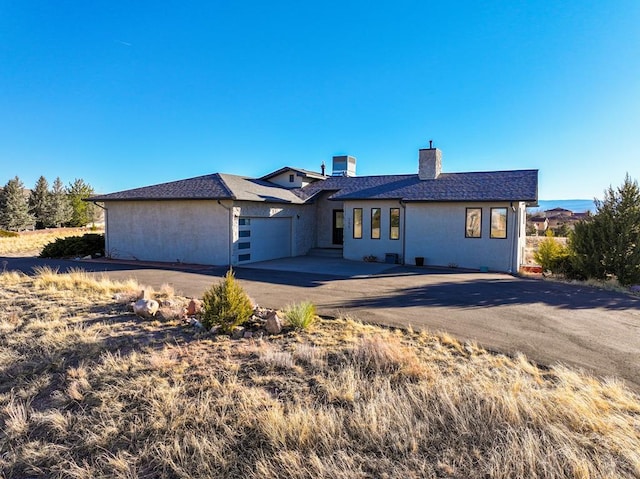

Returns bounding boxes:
[418,141,442,180]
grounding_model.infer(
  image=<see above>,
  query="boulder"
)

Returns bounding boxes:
[133,299,159,318]
[187,298,203,316]
[264,311,283,335]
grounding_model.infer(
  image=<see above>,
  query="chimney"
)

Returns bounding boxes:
[332,155,356,177]
[418,141,442,180]
[321,161,326,176]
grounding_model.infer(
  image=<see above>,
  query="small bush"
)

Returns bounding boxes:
[0,229,20,238]
[284,301,317,330]
[533,237,570,275]
[40,233,105,258]
[201,269,253,333]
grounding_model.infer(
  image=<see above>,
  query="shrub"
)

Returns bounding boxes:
[40,233,105,258]
[201,269,253,333]
[0,229,19,238]
[533,237,570,275]
[284,301,317,330]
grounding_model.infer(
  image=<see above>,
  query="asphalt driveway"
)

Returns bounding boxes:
[3,255,640,392]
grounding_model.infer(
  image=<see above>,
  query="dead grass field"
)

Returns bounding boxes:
[1,269,639,478]
[0,227,104,257]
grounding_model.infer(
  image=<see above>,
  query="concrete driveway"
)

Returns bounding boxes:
[3,255,640,392]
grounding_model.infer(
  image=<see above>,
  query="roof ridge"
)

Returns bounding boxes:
[214,173,237,199]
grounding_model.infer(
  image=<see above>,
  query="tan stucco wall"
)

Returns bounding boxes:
[231,202,315,263]
[342,200,404,262]
[104,200,231,265]
[404,202,521,272]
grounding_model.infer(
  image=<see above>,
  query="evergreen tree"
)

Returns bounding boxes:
[48,177,72,228]
[28,176,51,229]
[67,178,95,227]
[0,176,34,231]
[570,174,640,285]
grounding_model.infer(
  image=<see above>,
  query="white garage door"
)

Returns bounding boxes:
[237,217,292,263]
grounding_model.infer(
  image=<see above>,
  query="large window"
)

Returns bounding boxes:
[371,208,381,239]
[390,208,400,240]
[465,208,482,238]
[353,208,363,239]
[490,208,508,239]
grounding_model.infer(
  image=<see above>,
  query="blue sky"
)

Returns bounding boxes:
[1,1,638,199]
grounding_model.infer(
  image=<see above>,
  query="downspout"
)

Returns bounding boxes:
[400,199,407,265]
[509,202,518,274]
[217,200,233,267]
[92,202,108,257]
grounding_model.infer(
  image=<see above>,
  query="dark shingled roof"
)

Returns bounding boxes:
[259,166,327,181]
[89,174,233,201]
[294,170,538,203]
[90,168,538,204]
[90,173,305,204]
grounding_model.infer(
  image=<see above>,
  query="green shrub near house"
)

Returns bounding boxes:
[40,233,105,259]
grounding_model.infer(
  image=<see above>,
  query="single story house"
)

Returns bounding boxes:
[89,145,538,273]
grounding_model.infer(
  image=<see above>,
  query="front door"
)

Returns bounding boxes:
[332,209,344,245]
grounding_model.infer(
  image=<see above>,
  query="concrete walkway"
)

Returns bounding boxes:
[3,254,640,392]
[241,256,396,276]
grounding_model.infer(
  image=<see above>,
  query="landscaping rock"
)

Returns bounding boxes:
[243,331,254,339]
[231,326,246,340]
[186,298,203,316]
[265,311,283,335]
[133,299,159,318]
[187,317,204,329]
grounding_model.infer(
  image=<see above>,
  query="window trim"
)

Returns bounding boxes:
[353,208,363,239]
[490,207,508,239]
[389,208,400,240]
[371,208,381,239]
[289,173,295,183]
[465,207,482,238]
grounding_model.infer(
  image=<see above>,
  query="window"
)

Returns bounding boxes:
[390,208,400,240]
[353,208,362,239]
[239,230,251,238]
[371,208,381,239]
[238,242,250,250]
[289,174,295,183]
[239,254,251,261]
[465,208,482,238]
[238,218,251,226]
[490,208,508,238]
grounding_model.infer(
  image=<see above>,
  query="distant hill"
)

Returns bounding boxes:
[528,199,596,214]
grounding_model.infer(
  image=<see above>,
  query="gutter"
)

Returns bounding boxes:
[90,201,109,257]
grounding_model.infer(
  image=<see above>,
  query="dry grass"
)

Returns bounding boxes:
[1,269,639,478]
[0,227,103,256]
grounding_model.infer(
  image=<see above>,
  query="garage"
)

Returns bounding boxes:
[237,217,292,263]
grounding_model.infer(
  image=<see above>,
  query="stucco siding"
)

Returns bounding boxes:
[343,200,404,262]
[405,202,520,272]
[104,200,230,265]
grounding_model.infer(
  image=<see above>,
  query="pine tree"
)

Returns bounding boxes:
[29,176,51,229]
[67,178,96,227]
[48,177,72,228]
[0,176,34,231]
[571,174,640,285]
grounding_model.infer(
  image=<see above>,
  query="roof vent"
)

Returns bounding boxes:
[331,155,356,177]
